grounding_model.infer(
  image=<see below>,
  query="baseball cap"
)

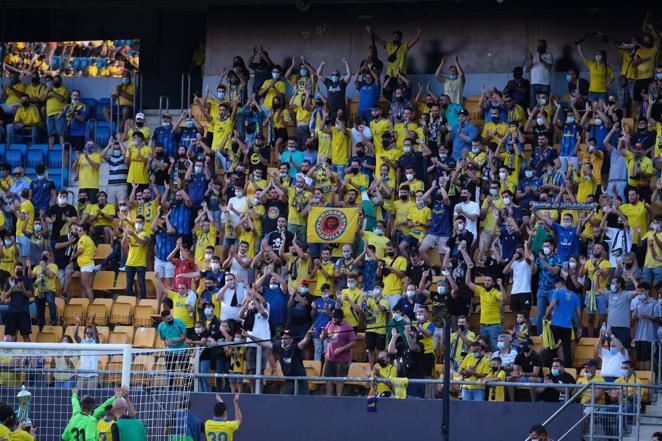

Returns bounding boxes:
[584,359,597,368]
[458,109,469,116]
[135,112,145,120]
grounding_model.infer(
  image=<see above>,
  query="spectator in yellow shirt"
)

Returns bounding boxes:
[577,42,614,101]
[109,71,135,127]
[7,97,43,145]
[42,74,69,148]
[74,141,102,203]
[1,73,26,113]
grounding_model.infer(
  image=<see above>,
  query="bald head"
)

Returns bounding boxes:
[112,397,128,418]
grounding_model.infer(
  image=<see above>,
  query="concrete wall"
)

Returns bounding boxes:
[190,392,584,441]
[205,4,645,76]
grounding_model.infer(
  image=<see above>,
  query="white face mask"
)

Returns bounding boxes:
[205,253,213,260]
[235,191,244,198]
[499,171,507,180]
[502,197,511,205]
[569,261,577,269]
[134,222,143,231]
[594,118,603,126]
[543,246,551,256]
[204,307,213,317]
[57,196,67,205]
[525,170,533,178]
[269,283,278,290]
[471,147,480,154]
[405,173,414,181]
[536,117,545,126]
[457,223,464,231]
[211,262,220,271]
[564,220,572,228]
[406,290,416,298]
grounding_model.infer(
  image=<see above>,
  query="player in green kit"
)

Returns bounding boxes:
[62,388,118,441]
[204,394,242,441]
[110,396,146,441]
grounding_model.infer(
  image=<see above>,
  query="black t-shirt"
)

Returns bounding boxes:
[323,78,348,112]
[4,276,34,312]
[263,200,288,233]
[395,337,425,379]
[273,343,306,376]
[46,204,78,238]
[539,372,577,402]
[266,229,294,253]
[447,231,475,259]
[248,146,270,173]
[53,234,77,270]
[515,351,543,378]
[405,262,431,289]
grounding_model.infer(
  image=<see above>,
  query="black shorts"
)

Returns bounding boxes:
[5,311,32,336]
[633,78,652,102]
[274,127,289,142]
[510,293,532,313]
[635,341,652,362]
[365,332,386,351]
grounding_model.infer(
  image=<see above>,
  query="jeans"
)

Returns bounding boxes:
[16,235,30,259]
[199,359,212,392]
[215,357,231,392]
[536,288,553,335]
[332,164,346,179]
[479,323,503,351]
[643,266,662,285]
[6,123,41,145]
[36,291,58,329]
[125,265,147,299]
[608,180,627,201]
[313,337,328,361]
[462,388,485,401]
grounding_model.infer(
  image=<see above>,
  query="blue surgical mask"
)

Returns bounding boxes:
[496,341,505,350]
[272,72,280,79]
[437,286,446,295]
[551,368,560,377]
[300,68,308,76]
[448,74,457,81]
[330,75,339,82]
[610,347,619,355]
[621,369,630,378]
[185,120,194,128]
[565,74,572,82]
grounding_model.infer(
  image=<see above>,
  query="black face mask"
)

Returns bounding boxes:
[378,359,388,367]
[352,168,359,174]
[136,122,144,128]
[15,270,23,277]
[457,324,466,331]
[399,194,408,201]
[356,151,365,157]
[387,251,396,257]
[21,101,29,108]
[463,195,470,202]
[53,80,62,87]
[522,344,531,353]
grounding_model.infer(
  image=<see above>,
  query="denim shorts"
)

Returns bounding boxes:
[46,115,66,137]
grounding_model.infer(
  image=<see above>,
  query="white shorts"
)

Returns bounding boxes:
[154,257,175,279]
[80,264,95,273]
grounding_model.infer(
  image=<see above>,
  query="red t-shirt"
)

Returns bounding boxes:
[324,321,357,364]
[173,258,196,289]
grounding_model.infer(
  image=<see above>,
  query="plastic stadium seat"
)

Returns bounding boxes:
[133,305,155,327]
[116,295,137,307]
[37,333,58,343]
[96,326,110,343]
[69,298,90,309]
[95,123,111,146]
[134,327,156,348]
[97,59,107,69]
[9,143,27,155]
[47,150,63,169]
[64,325,82,341]
[51,57,61,69]
[63,304,84,326]
[80,58,91,70]
[26,149,45,170]
[346,363,370,388]
[113,326,135,343]
[30,143,48,155]
[139,298,159,310]
[94,244,112,261]
[49,171,64,189]
[0,144,4,163]
[96,98,111,121]
[93,271,117,292]
[41,325,63,341]
[108,332,128,345]
[81,98,97,119]
[110,302,132,325]
[5,149,24,168]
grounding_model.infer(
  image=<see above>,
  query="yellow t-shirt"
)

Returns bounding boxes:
[14,105,42,127]
[287,187,310,226]
[76,234,96,267]
[97,417,115,441]
[635,46,657,79]
[314,260,335,295]
[4,82,26,104]
[644,231,662,269]
[394,122,420,149]
[584,258,612,291]
[407,206,431,240]
[345,172,369,192]
[460,353,491,390]
[619,201,647,244]
[205,419,240,441]
[618,48,637,79]
[316,128,332,161]
[78,152,102,189]
[382,255,407,295]
[622,150,653,188]
[0,424,11,441]
[418,321,436,354]
[46,86,69,116]
[372,363,397,396]
[167,290,195,328]
[340,287,363,327]
[127,127,151,144]
[385,41,409,77]
[16,200,35,237]
[211,116,234,151]
[25,83,45,101]
[370,118,391,153]
[655,122,662,158]
[126,231,150,267]
[586,60,614,93]
[129,199,160,225]
[9,428,33,441]
[614,374,641,398]
[32,263,59,294]
[362,231,390,260]
[487,369,507,401]
[449,330,477,362]
[577,172,597,203]
[0,245,17,276]
[127,146,152,184]
[480,199,506,233]
[117,83,135,106]
[365,295,389,334]
[330,127,350,165]
[238,227,258,257]
[577,375,606,404]
[481,122,509,144]
[194,226,218,268]
[476,286,501,325]
[393,199,415,235]
[259,79,286,110]
[85,203,116,228]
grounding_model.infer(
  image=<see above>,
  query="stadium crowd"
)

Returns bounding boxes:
[0,13,661,406]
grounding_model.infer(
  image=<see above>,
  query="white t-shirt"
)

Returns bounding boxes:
[79,338,99,378]
[605,227,633,267]
[511,259,532,294]
[227,195,249,224]
[454,201,480,239]
[220,283,247,321]
[351,126,373,145]
[251,302,271,341]
[491,348,518,367]
[600,347,629,378]
[530,52,554,85]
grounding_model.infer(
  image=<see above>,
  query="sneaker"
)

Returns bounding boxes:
[94,265,102,271]
[118,266,126,272]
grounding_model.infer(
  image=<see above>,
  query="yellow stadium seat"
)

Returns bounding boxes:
[94,244,113,261]
[86,304,108,325]
[131,355,156,385]
[68,273,82,298]
[114,272,127,291]
[110,302,132,325]
[115,296,137,307]
[64,325,81,341]
[153,336,165,349]
[113,326,135,343]
[93,271,117,292]
[45,297,66,324]
[573,345,597,368]
[37,333,57,343]
[96,326,109,343]
[346,363,370,388]
[104,355,123,384]
[93,298,114,310]
[41,325,63,341]
[353,333,366,362]
[69,298,90,309]
[134,327,156,348]
[0,325,5,338]
[134,305,156,327]
[146,272,158,298]
[108,332,129,345]
[63,304,85,326]
[139,298,159,310]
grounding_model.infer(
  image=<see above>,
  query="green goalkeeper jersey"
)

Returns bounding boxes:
[62,393,116,441]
